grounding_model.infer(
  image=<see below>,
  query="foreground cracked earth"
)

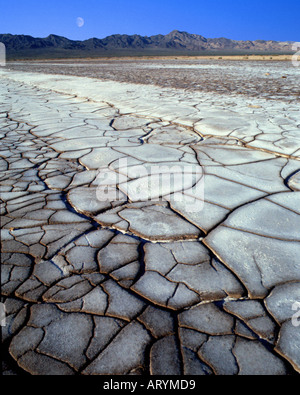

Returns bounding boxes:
[1,68,300,375]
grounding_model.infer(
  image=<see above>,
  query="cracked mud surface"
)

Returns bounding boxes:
[8,59,300,102]
[1,61,300,375]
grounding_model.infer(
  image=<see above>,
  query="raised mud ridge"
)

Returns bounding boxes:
[1,69,300,375]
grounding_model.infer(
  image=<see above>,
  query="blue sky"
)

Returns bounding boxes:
[1,0,299,41]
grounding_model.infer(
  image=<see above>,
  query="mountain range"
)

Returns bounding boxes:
[0,30,295,59]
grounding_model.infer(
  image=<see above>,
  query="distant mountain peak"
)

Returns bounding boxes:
[167,29,185,35]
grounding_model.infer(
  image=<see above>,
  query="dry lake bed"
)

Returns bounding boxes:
[1,58,300,375]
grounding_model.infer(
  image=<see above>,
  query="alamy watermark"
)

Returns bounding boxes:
[0,43,6,67]
[292,42,300,67]
[0,303,6,327]
[292,302,300,327]
[95,158,205,213]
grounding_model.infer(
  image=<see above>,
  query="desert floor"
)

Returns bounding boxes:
[1,59,300,375]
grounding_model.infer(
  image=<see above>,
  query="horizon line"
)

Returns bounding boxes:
[0,30,296,44]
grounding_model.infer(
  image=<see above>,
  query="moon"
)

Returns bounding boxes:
[76,17,85,28]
